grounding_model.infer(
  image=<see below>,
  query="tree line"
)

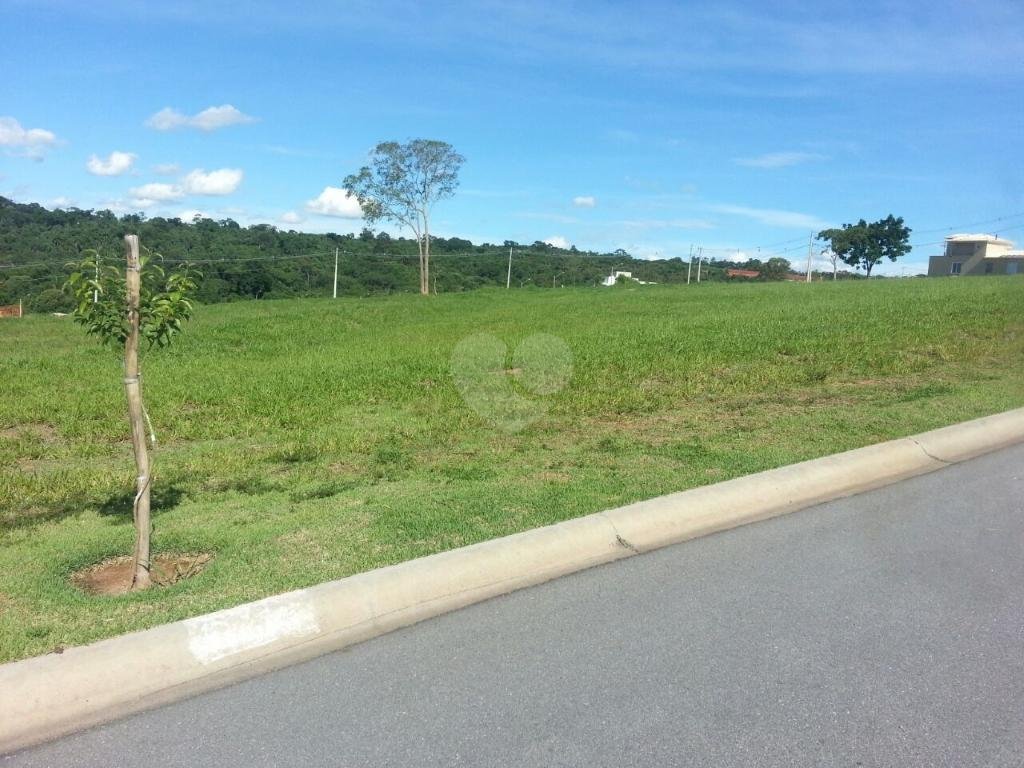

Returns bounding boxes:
[0,196,808,313]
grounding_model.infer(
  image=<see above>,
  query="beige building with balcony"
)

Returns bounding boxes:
[928,234,1024,276]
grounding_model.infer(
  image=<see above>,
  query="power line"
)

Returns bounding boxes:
[0,260,57,270]
[0,274,68,288]
[0,249,343,270]
[0,247,507,275]
[697,211,1024,262]
[908,221,1024,250]
[699,234,809,255]
[912,211,1024,236]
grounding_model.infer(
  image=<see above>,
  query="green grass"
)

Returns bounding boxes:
[1,278,1023,662]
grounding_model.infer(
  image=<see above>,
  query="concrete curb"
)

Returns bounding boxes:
[3,407,1024,753]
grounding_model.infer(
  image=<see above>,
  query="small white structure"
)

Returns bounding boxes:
[601,270,653,286]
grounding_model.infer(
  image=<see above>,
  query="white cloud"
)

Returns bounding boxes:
[709,203,828,230]
[0,116,58,159]
[49,196,76,209]
[177,209,210,223]
[190,105,257,131]
[182,168,243,195]
[145,104,257,132]
[544,235,571,249]
[305,186,363,218]
[129,182,184,205]
[145,108,187,131]
[86,150,137,176]
[125,168,242,208]
[279,211,303,225]
[572,195,596,208]
[715,250,755,264]
[733,151,825,169]
[152,163,179,175]
[97,199,132,215]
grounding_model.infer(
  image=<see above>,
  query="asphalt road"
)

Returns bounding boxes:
[6,443,1024,767]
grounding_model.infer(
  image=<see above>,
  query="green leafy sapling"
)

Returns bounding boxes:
[65,235,200,589]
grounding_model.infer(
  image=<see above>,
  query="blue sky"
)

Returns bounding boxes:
[2,0,1023,274]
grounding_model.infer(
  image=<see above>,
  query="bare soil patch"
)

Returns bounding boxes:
[71,553,213,596]
[0,423,60,443]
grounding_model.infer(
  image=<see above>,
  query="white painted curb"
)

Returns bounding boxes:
[2,407,1023,753]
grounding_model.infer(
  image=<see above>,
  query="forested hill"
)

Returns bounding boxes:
[0,196,783,312]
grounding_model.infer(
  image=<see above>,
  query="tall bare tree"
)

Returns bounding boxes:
[823,248,840,280]
[344,140,464,295]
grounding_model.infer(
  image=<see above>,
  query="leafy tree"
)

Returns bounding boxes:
[32,287,73,313]
[344,140,465,295]
[762,257,792,280]
[65,237,199,589]
[818,215,911,277]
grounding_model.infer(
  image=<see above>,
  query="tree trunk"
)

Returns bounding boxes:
[123,234,152,590]
[422,215,431,296]
[416,233,427,295]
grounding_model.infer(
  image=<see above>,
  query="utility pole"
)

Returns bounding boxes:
[696,247,704,283]
[687,244,693,285]
[805,233,813,283]
[93,256,100,304]
[506,246,513,289]
[333,247,339,299]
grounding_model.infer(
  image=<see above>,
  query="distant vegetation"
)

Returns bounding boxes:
[0,196,810,312]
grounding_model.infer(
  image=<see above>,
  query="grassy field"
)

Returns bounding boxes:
[2,277,1023,662]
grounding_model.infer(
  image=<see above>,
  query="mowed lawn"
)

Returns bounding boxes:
[2,278,1023,662]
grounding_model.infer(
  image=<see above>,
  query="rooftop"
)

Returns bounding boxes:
[945,233,1015,247]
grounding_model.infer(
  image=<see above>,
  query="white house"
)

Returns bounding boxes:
[927,234,1024,276]
[601,270,654,286]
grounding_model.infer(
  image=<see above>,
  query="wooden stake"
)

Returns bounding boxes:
[123,234,152,589]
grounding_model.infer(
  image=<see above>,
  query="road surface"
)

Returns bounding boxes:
[6,442,1024,767]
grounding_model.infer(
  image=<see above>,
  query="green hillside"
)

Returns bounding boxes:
[0,196,768,312]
